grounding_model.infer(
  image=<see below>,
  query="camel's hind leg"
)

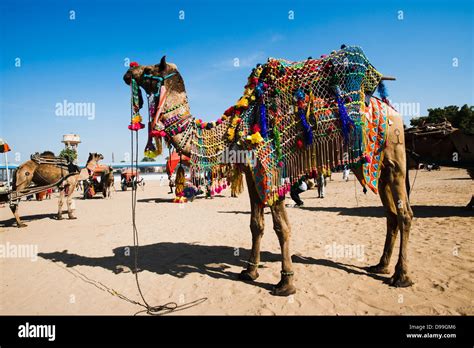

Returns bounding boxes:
[270,199,296,296]
[10,168,33,228]
[239,170,265,281]
[57,187,65,220]
[66,183,77,220]
[10,202,26,228]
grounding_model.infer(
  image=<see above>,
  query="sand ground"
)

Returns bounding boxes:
[0,168,472,315]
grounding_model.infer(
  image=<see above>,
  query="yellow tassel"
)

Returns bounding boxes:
[246,131,264,144]
[175,166,186,196]
[230,167,244,196]
[154,137,163,156]
[236,97,248,108]
[132,114,142,124]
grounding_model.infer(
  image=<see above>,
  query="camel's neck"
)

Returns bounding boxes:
[160,91,193,157]
[86,158,100,172]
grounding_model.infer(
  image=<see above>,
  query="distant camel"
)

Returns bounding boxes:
[10,152,103,227]
[101,166,115,198]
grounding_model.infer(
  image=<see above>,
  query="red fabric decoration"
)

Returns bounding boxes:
[129,62,139,67]
[296,139,304,149]
[252,124,261,134]
[224,106,235,116]
[128,122,145,131]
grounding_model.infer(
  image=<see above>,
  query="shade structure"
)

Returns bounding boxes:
[0,138,11,153]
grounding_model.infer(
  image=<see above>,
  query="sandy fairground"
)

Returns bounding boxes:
[0,168,473,315]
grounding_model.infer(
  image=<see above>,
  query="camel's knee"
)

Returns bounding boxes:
[275,227,291,247]
[395,202,412,231]
[250,217,264,235]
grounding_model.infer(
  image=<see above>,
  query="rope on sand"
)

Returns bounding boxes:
[129,91,207,315]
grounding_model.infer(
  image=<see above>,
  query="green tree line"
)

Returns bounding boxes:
[410,104,474,134]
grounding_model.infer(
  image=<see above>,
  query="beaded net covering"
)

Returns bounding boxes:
[137,46,394,205]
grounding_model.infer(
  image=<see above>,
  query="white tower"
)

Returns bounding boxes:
[62,134,81,163]
[62,134,81,151]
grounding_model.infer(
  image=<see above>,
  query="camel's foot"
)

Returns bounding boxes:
[16,222,27,228]
[57,214,63,220]
[239,268,259,281]
[272,274,296,297]
[68,213,77,220]
[367,263,391,274]
[388,271,413,287]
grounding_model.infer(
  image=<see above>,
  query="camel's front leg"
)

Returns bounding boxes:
[367,180,399,274]
[57,187,65,220]
[270,199,296,296]
[353,167,398,274]
[239,172,264,281]
[389,167,414,287]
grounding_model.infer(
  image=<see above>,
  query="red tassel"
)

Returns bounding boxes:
[252,124,261,134]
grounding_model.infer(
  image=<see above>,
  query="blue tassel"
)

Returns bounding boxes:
[336,95,354,143]
[255,82,265,98]
[298,108,313,145]
[377,81,389,101]
[259,104,268,138]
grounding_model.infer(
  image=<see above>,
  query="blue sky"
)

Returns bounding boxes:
[0,0,472,164]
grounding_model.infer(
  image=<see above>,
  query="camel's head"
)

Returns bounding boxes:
[123,56,186,98]
[87,152,104,163]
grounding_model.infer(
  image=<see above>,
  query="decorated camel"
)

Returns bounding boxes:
[123,46,413,295]
[10,152,103,227]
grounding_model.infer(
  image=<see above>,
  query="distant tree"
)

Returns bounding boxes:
[410,104,474,134]
[59,148,77,162]
[458,105,474,135]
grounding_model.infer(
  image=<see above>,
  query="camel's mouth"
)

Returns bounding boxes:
[123,72,132,85]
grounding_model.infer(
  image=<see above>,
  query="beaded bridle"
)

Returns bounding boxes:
[134,71,196,154]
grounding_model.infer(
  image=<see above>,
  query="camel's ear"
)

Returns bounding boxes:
[157,56,166,71]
